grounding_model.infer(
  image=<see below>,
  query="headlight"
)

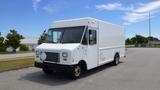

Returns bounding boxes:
[62,52,68,57]
[40,52,46,61]
[36,50,40,57]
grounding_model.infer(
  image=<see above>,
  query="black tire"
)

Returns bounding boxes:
[71,65,82,79]
[43,68,53,75]
[112,54,120,66]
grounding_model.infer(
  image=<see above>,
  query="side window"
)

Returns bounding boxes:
[82,30,89,45]
[89,30,97,45]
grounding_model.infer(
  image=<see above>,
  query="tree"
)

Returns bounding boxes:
[131,35,148,45]
[0,32,7,52]
[5,30,23,52]
[147,36,159,41]
[125,38,133,45]
[0,32,4,44]
[38,30,47,44]
[20,44,29,51]
[126,35,160,46]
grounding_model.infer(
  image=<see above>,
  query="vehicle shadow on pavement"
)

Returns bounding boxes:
[81,61,123,78]
[21,61,123,86]
[21,71,73,86]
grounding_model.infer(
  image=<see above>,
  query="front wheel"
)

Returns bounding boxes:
[71,65,82,79]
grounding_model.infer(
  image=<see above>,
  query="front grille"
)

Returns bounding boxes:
[45,52,59,62]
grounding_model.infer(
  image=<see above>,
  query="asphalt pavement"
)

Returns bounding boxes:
[0,48,160,90]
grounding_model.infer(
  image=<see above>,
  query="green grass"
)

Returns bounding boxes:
[0,58,34,72]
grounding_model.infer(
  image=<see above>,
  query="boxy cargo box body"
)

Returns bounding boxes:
[35,17,125,78]
[98,20,125,65]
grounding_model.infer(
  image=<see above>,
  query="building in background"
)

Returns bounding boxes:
[149,41,160,47]
[21,37,38,51]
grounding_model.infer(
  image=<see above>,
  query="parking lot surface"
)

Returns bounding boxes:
[0,48,160,90]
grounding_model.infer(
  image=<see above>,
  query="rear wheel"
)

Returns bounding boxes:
[113,54,120,66]
[71,65,82,79]
[43,68,53,75]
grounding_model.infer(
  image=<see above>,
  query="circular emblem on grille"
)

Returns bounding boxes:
[40,52,46,61]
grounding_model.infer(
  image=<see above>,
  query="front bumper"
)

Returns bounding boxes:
[34,62,75,72]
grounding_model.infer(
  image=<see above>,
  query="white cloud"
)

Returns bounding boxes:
[43,4,55,14]
[124,1,160,23]
[123,22,131,26]
[123,12,150,23]
[134,1,160,13]
[96,1,160,23]
[96,3,122,10]
[32,0,42,11]
[96,3,133,11]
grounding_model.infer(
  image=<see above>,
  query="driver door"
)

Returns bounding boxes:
[82,29,98,69]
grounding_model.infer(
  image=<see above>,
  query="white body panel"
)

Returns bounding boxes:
[52,18,98,28]
[35,17,125,70]
[98,21,125,65]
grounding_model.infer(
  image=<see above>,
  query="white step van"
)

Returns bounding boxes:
[35,17,125,78]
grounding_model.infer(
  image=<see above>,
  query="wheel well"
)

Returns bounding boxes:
[78,60,87,71]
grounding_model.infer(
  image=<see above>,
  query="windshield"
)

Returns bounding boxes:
[46,26,85,43]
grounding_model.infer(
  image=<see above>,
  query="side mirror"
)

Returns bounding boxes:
[89,30,96,45]
[89,34,94,41]
[89,34,94,45]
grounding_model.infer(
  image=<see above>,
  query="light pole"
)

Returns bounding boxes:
[148,12,151,47]
[149,12,151,37]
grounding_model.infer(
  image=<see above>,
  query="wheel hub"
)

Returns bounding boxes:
[74,66,81,77]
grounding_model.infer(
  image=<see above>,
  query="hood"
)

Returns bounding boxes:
[36,43,80,51]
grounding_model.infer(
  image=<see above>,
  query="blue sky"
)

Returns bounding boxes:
[0,0,160,38]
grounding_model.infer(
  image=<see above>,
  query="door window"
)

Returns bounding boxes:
[89,30,97,45]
